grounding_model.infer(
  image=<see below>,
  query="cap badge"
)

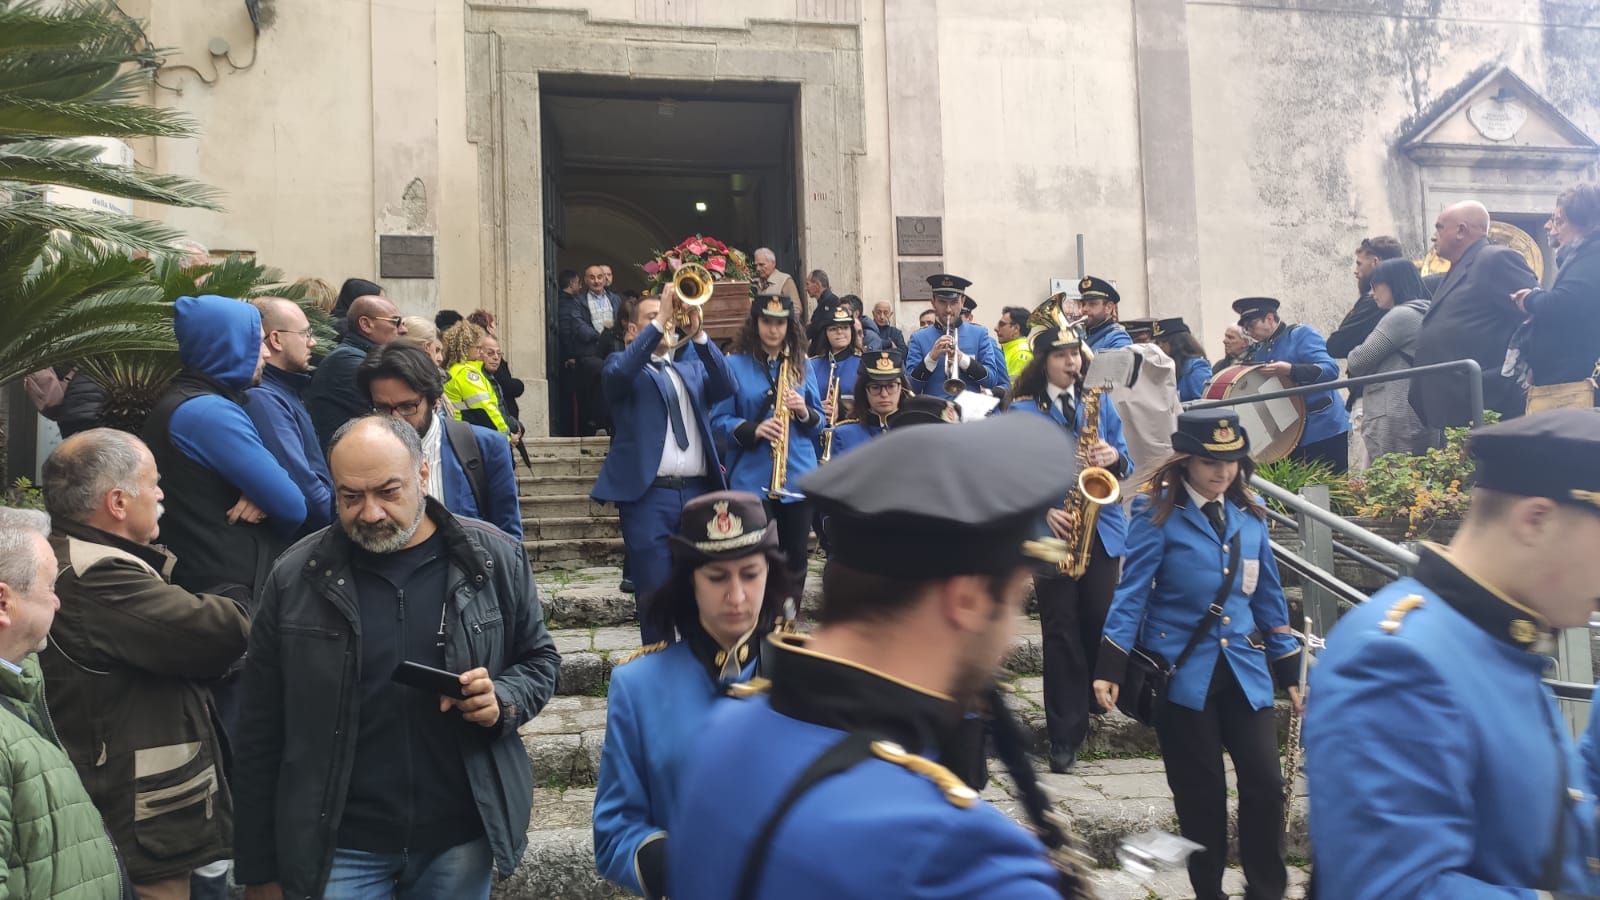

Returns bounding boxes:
[1214,421,1235,444]
[1571,489,1600,510]
[765,297,785,313]
[707,500,745,542]
[1152,322,1165,337]
[873,353,895,371]
[939,276,955,288]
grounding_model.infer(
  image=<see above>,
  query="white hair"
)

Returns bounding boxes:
[0,507,50,591]
[754,247,776,263]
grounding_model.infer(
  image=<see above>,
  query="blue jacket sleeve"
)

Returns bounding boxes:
[1100,397,1133,480]
[170,396,306,537]
[710,388,748,450]
[477,429,523,540]
[1245,520,1300,685]
[981,333,1009,391]
[690,337,736,405]
[1178,358,1213,402]
[1100,496,1162,663]
[794,364,825,435]
[244,389,332,533]
[593,671,660,895]
[1288,328,1340,385]
[1306,639,1522,899]
[906,329,933,394]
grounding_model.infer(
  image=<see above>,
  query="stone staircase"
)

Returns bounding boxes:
[501,567,1316,899]
[519,438,623,571]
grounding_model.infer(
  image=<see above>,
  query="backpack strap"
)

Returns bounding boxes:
[442,416,489,515]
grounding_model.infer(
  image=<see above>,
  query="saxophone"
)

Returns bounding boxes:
[1059,386,1120,578]
[767,354,793,499]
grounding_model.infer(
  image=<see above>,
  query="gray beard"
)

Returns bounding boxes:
[346,499,426,554]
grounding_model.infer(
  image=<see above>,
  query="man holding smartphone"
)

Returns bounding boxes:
[232,415,561,900]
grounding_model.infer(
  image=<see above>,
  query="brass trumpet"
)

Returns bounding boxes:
[660,263,713,351]
[941,318,965,396]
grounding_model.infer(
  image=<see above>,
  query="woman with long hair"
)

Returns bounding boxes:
[828,349,913,458]
[1349,258,1438,458]
[440,321,510,435]
[711,295,823,588]
[808,305,862,458]
[1092,410,1303,900]
[593,491,796,900]
[1152,317,1214,402]
[1001,324,1132,774]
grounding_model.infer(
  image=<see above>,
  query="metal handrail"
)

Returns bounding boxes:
[1252,477,1420,569]
[1268,540,1368,611]
[1264,508,1402,581]
[1188,358,1486,429]
[1547,680,1595,702]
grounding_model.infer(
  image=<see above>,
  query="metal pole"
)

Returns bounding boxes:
[1076,234,1085,279]
[1296,485,1340,636]
[1555,628,1593,736]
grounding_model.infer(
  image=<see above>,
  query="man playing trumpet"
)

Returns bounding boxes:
[907,273,1008,400]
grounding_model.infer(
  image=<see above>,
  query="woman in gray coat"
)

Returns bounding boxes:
[1348,259,1441,460]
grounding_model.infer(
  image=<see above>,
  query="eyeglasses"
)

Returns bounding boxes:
[372,399,425,417]
[865,382,900,395]
[368,315,404,328]
[269,327,314,341]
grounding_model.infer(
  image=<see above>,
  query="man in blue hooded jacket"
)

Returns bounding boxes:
[144,294,308,600]
[247,297,334,537]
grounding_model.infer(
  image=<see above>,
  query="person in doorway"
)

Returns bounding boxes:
[1094,410,1303,900]
[753,248,806,323]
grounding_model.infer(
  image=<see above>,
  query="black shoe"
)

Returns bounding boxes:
[620,578,635,594]
[1048,743,1078,774]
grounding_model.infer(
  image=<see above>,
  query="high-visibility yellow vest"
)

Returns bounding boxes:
[444,361,508,433]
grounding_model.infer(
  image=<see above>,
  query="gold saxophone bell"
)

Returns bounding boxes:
[661,263,714,351]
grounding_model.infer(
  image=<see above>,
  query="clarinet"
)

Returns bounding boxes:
[986,686,1100,900]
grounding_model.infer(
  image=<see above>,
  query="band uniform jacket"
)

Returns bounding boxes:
[1176,357,1214,403]
[591,323,735,505]
[1085,320,1132,352]
[593,638,759,895]
[710,354,824,503]
[827,414,889,460]
[1305,545,1600,899]
[905,323,1009,400]
[1003,390,1133,557]
[1409,237,1537,425]
[1243,322,1351,445]
[1096,493,1300,712]
[667,636,1061,899]
[1522,238,1600,387]
[808,351,861,457]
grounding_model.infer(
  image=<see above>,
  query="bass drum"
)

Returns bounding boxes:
[1201,365,1307,464]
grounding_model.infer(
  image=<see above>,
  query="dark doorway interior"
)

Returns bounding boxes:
[540,78,800,435]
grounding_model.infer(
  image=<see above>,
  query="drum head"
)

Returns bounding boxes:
[1202,365,1307,464]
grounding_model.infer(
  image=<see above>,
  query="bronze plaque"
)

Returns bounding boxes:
[379,234,435,279]
[895,216,943,256]
[897,261,944,301]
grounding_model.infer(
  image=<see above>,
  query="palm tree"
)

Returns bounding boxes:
[0,0,220,382]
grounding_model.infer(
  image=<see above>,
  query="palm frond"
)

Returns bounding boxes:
[0,201,194,253]
[0,6,127,56]
[0,151,222,207]
[0,96,194,140]
[0,54,159,104]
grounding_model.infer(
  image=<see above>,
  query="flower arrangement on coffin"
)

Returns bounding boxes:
[640,235,755,295]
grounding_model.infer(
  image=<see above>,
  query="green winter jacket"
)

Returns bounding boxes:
[0,654,122,899]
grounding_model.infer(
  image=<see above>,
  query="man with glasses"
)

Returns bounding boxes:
[306,293,408,449]
[356,340,523,539]
[996,306,1033,382]
[247,297,334,537]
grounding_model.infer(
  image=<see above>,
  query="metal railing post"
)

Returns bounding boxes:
[1296,484,1340,635]
[1555,628,1593,735]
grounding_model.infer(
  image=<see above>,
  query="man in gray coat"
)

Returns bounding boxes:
[1410,201,1537,427]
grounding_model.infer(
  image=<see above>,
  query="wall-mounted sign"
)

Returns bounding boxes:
[897,261,944,300]
[895,216,943,256]
[379,235,435,279]
[1468,96,1528,142]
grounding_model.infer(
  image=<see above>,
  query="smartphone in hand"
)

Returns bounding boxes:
[391,661,467,700]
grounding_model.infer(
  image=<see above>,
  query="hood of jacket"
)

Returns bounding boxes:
[175,294,263,391]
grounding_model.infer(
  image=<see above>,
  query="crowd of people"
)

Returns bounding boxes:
[2,181,1599,900]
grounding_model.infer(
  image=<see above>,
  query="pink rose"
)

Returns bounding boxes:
[669,256,683,271]
[686,239,707,256]
[706,255,727,274]
[642,259,663,275]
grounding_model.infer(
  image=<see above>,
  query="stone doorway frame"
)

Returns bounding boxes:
[464,5,865,435]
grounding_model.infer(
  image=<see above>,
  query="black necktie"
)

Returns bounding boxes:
[652,358,690,450]
[1059,390,1076,426]
[1203,500,1226,542]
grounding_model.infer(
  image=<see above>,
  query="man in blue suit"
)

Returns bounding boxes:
[1236,296,1351,472]
[356,341,523,539]
[906,273,1008,400]
[592,290,735,643]
[1077,276,1133,352]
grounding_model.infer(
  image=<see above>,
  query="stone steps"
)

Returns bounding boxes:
[526,538,626,571]
[525,517,627,542]
[519,456,606,479]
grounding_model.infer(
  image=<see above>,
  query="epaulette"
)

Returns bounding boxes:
[1378,594,1426,634]
[870,740,980,808]
[1009,394,1035,405]
[727,677,771,698]
[614,641,668,666]
[832,417,860,427]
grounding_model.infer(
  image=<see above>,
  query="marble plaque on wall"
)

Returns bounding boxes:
[895,216,943,256]
[898,261,944,300]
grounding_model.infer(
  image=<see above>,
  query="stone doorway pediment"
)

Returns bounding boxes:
[1404,66,1599,170]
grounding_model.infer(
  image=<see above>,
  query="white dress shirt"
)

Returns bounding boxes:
[643,320,708,479]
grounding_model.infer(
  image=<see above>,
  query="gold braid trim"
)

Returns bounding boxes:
[870,741,980,809]
[614,641,668,666]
